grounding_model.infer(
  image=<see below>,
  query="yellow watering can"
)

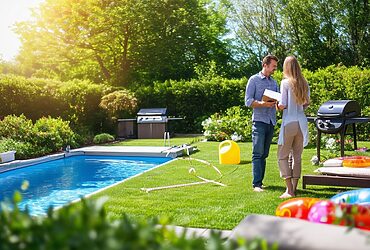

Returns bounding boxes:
[219,140,240,164]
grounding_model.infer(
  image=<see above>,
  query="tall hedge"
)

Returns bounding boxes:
[1,65,369,140]
[135,65,370,140]
[134,77,247,133]
[0,75,111,136]
[55,80,111,134]
[305,65,370,140]
[0,75,60,120]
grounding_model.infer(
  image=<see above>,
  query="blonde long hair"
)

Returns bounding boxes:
[283,56,309,105]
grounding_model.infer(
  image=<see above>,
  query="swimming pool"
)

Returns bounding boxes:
[0,155,172,216]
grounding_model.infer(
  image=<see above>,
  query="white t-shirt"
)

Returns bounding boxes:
[278,79,309,146]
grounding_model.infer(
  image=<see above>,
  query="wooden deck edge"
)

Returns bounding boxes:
[302,174,370,189]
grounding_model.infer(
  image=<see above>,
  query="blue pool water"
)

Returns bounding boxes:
[0,155,171,215]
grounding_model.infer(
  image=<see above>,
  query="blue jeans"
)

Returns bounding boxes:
[252,121,274,188]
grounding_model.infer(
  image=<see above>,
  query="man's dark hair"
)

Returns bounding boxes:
[262,55,279,66]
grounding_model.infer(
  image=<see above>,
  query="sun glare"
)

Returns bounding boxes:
[0,0,44,61]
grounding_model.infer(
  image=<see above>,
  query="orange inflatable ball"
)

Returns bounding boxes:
[275,197,321,220]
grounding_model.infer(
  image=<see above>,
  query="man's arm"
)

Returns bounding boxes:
[251,100,276,108]
[245,76,275,108]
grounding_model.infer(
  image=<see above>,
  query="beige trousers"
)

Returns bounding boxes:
[278,121,304,179]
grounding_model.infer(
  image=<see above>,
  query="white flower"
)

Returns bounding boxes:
[325,138,336,150]
[231,132,242,142]
[310,155,319,165]
[201,117,212,127]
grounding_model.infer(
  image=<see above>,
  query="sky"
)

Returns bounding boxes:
[0,0,45,61]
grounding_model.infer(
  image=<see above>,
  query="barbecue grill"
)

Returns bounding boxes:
[137,108,168,139]
[309,100,370,161]
[316,100,360,134]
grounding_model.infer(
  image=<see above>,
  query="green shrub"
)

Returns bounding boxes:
[0,114,34,142]
[33,116,77,152]
[2,65,370,140]
[0,138,44,159]
[0,115,78,159]
[99,90,138,119]
[93,133,115,144]
[74,127,95,146]
[0,194,276,250]
[202,106,252,142]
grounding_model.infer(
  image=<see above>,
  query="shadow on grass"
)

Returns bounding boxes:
[239,160,252,165]
[298,187,356,199]
[263,185,350,199]
[263,185,286,193]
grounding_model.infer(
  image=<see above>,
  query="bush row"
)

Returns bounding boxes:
[202,106,253,142]
[305,65,370,141]
[200,66,370,142]
[0,75,138,138]
[1,65,369,140]
[134,76,247,133]
[0,115,77,159]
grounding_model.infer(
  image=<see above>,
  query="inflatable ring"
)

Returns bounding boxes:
[331,188,370,205]
[328,188,370,230]
[276,197,321,220]
[341,156,370,168]
[308,200,370,231]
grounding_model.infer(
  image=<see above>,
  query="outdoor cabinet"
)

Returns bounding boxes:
[117,119,137,139]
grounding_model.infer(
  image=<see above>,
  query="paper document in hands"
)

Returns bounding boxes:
[262,89,281,103]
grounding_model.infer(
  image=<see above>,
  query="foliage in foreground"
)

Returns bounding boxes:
[0,193,276,250]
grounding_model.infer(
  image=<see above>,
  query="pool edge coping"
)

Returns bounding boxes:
[0,145,195,174]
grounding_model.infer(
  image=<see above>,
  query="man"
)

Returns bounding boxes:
[245,55,279,192]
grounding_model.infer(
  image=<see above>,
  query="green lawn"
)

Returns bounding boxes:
[88,136,370,230]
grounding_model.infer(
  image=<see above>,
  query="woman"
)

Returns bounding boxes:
[277,56,310,198]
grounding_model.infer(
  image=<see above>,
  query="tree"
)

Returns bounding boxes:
[228,0,289,71]
[337,0,369,66]
[280,0,344,69]
[15,0,231,86]
[228,0,369,71]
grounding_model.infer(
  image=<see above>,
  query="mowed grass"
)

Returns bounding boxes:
[87,136,370,230]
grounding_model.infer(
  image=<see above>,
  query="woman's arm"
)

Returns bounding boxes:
[278,80,289,110]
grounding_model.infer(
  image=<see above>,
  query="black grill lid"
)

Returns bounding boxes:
[137,108,167,116]
[317,100,360,118]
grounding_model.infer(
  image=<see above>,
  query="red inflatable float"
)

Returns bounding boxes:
[275,197,321,220]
